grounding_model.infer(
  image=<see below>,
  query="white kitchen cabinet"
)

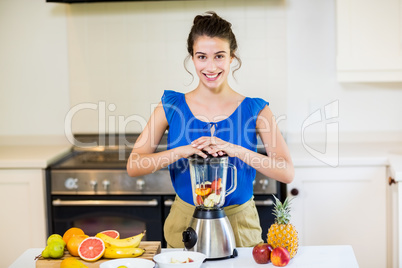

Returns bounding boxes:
[387,155,402,268]
[288,166,387,268]
[0,169,47,268]
[336,0,402,82]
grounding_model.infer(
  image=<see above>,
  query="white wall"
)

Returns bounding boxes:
[66,0,288,134]
[286,0,402,143]
[0,0,70,140]
[0,0,401,143]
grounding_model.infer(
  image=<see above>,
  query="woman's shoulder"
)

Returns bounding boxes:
[244,96,269,112]
[162,90,183,98]
[161,90,184,105]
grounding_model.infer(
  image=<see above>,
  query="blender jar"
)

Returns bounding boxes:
[188,154,237,208]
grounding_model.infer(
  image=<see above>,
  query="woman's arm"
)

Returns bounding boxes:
[252,105,294,184]
[126,102,206,177]
[190,106,294,184]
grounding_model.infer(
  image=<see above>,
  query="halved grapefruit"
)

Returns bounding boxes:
[67,234,89,257]
[78,237,105,262]
[99,230,120,239]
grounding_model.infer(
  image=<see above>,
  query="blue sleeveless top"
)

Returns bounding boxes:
[161,90,269,206]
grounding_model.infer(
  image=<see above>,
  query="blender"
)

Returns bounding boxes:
[182,154,238,259]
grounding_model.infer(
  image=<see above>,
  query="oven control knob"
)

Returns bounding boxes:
[65,178,78,190]
[90,180,98,191]
[259,179,269,190]
[136,178,145,190]
[102,180,110,191]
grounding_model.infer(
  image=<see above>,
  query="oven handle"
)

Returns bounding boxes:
[52,199,159,207]
[254,199,274,206]
[163,199,274,207]
[164,199,174,206]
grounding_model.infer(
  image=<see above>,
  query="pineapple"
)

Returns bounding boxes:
[267,195,298,259]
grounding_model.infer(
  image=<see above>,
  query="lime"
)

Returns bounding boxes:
[47,234,63,243]
[41,246,50,258]
[48,241,65,259]
[47,234,66,247]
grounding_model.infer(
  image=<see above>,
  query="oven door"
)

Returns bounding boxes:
[254,194,276,242]
[50,195,162,241]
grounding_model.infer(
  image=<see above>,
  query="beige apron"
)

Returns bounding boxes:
[163,195,264,248]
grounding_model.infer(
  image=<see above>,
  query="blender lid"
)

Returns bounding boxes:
[188,152,228,163]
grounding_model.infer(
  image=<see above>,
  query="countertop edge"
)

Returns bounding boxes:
[0,145,72,169]
[10,246,359,268]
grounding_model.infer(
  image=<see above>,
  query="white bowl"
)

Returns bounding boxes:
[100,258,155,268]
[153,251,206,268]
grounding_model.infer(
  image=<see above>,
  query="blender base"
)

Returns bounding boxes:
[183,208,237,260]
[200,248,238,261]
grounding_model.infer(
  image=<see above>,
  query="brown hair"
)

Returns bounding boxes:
[184,11,242,80]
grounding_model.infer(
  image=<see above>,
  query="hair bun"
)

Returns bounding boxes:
[193,11,230,26]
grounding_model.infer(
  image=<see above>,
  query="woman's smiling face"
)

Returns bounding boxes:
[192,36,233,90]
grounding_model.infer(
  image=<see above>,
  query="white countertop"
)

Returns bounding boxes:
[288,142,402,167]
[10,246,359,268]
[0,145,71,168]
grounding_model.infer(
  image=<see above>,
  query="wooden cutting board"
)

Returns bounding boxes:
[35,241,161,268]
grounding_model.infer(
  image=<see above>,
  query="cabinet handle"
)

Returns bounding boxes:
[290,188,299,196]
[389,177,397,185]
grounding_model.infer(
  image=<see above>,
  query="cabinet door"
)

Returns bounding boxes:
[336,0,402,81]
[0,169,46,267]
[288,166,387,268]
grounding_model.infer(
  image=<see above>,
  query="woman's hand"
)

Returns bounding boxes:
[190,136,240,157]
[174,144,210,159]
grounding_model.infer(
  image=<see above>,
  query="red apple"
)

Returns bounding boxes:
[196,195,204,205]
[211,178,221,192]
[271,247,290,267]
[252,243,273,264]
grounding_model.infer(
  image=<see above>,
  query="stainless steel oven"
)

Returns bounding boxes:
[46,134,285,246]
[46,136,175,246]
[47,168,174,241]
[252,171,285,242]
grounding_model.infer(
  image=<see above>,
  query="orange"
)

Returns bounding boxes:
[60,257,88,268]
[78,237,105,262]
[195,187,211,196]
[63,227,85,244]
[67,234,89,257]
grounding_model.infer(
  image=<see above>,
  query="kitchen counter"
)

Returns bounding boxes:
[288,142,402,167]
[0,145,71,168]
[10,246,359,268]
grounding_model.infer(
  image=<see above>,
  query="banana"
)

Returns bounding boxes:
[95,231,145,248]
[103,246,145,259]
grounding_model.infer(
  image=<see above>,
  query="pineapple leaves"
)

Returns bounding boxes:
[272,194,294,225]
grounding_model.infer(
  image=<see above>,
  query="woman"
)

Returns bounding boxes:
[127,11,294,248]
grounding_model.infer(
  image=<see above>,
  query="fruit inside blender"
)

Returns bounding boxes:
[195,178,222,208]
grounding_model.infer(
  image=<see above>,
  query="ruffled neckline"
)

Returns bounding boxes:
[180,92,249,125]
